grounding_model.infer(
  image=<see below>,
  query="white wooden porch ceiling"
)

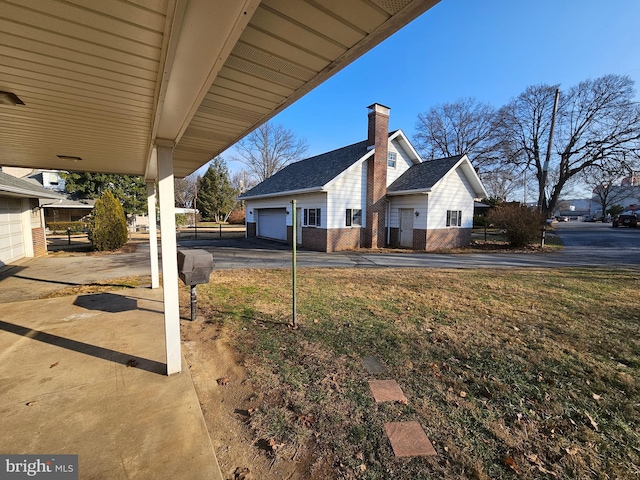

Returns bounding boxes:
[0,0,438,179]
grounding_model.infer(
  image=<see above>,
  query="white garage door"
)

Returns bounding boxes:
[257,208,287,241]
[0,198,25,265]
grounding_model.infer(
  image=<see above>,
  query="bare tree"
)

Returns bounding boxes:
[583,157,640,218]
[229,170,257,196]
[496,75,640,215]
[174,173,197,208]
[480,165,523,201]
[413,97,499,168]
[232,122,309,182]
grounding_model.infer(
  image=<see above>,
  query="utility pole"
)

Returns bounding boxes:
[540,88,560,248]
[539,88,560,213]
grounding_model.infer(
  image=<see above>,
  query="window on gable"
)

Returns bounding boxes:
[446,210,462,227]
[387,151,397,168]
[345,209,362,227]
[304,208,321,227]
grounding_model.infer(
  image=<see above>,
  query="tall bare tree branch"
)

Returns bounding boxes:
[232,122,309,182]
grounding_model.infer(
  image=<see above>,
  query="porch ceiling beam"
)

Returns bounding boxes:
[146,0,261,180]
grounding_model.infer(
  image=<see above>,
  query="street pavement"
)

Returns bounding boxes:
[179,222,640,270]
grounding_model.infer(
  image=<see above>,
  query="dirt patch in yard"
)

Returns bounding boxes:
[181,319,335,480]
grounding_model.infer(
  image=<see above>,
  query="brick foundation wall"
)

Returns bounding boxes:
[426,228,471,251]
[247,222,256,237]
[301,227,327,252]
[32,227,47,257]
[326,227,362,252]
[413,229,427,251]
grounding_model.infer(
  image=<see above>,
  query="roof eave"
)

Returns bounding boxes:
[239,186,325,201]
[0,186,65,200]
[387,188,431,196]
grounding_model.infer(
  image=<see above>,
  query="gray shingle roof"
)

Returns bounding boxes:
[239,139,371,198]
[387,155,464,193]
[0,171,66,199]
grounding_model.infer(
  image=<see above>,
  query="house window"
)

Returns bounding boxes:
[304,208,321,227]
[446,210,462,227]
[387,152,397,168]
[345,209,362,227]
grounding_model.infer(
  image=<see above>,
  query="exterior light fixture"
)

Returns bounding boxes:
[0,91,25,106]
[56,155,83,162]
[415,211,419,217]
[249,210,253,215]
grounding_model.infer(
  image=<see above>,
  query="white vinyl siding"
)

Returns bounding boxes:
[385,140,415,186]
[326,161,366,229]
[426,168,475,230]
[245,193,327,229]
[389,194,427,230]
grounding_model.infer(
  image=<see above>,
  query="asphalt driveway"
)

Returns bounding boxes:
[179,225,640,270]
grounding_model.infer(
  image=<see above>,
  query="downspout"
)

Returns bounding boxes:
[386,198,391,246]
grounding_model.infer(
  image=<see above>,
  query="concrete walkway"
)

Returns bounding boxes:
[0,287,223,480]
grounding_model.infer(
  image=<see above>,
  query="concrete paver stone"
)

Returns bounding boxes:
[368,379,408,404]
[362,356,388,374]
[384,421,437,457]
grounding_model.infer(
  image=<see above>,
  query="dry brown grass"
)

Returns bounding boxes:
[184,267,640,479]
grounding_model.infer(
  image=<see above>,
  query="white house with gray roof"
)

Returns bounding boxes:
[0,170,65,265]
[239,104,487,252]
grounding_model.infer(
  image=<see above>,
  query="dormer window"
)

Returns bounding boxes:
[387,152,397,168]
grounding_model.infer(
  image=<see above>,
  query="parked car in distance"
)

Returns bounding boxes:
[612,213,638,228]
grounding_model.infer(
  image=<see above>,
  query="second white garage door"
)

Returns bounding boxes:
[257,208,287,241]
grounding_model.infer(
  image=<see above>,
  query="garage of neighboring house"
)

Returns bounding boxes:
[256,208,287,241]
[0,170,65,266]
[0,197,25,264]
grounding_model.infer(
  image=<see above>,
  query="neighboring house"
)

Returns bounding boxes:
[239,104,487,252]
[0,171,65,266]
[1,167,94,226]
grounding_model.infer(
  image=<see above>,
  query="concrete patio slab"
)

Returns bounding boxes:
[368,379,408,404]
[0,288,222,480]
[384,421,437,458]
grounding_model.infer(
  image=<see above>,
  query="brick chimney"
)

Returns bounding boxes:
[365,103,390,249]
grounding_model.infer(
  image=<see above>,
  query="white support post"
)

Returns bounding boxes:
[147,180,160,289]
[156,142,182,376]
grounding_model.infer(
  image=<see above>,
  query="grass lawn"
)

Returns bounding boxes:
[184,267,639,479]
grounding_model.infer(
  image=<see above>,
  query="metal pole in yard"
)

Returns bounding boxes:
[291,199,297,327]
[190,285,197,321]
[219,223,222,238]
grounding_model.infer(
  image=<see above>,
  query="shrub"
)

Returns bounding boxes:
[487,203,545,247]
[175,213,189,228]
[473,215,490,228]
[227,207,246,225]
[88,190,128,251]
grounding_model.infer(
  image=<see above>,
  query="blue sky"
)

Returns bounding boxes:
[225,0,640,169]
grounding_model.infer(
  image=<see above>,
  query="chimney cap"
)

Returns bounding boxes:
[367,103,391,115]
